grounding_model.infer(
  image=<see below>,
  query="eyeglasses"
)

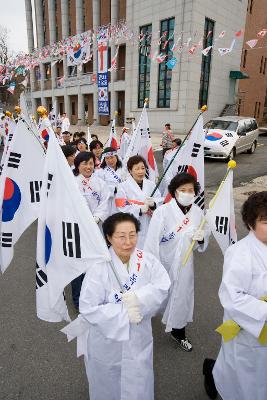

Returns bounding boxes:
[112,234,137,242]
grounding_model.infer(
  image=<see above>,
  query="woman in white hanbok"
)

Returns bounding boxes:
[62,212,171,400]
[96,147,124,214]
[115,155,162,249]
[145,172,209,351]
[71,151,110,309]
[203,192,267,400]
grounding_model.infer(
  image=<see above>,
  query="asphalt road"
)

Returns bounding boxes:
[0,135,266,400]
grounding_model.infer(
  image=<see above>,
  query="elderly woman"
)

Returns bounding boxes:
[96,147,124,214]
[115,155,162,249]
[145,172,209,351]
[203,191,267,400]
[62,212,170,400]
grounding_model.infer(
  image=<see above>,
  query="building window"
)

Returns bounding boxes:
[138,24,152,108]
[72,101,76,115]
[254,101,261,118]
[242,49,247,68]
[258,102,261,118]
[198,18,215,109]
[249,0,254,13]
[263,58,267,75]
[157,17,175,108]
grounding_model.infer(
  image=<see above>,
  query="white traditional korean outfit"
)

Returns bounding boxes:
[62,247,170,400]
[213,231,267,400]
[144,198,209,332]
[115,176,162,249]
[96,166,124,214]
[75,174,110,222]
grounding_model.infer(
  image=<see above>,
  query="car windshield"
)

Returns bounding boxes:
[205,120,238,132]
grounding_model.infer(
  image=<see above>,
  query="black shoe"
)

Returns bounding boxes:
[171,333,193,351]
[203,358,218,399]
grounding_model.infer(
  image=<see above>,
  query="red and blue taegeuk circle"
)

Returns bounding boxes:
[45,225,52,264]
[205,132,223,141]
[2,177,22,222]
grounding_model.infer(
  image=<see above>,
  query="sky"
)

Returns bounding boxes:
[0,0,30,54]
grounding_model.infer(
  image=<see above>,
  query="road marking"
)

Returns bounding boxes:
[257,143,264,147]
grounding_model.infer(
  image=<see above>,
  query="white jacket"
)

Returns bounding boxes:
[213,231,267,400]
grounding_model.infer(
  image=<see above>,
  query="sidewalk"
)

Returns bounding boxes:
[69,123,184,151]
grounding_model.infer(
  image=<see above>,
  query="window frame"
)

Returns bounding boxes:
[138,24,152,108]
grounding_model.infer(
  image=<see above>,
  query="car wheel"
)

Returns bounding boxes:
[247,140,257,154]
[227,147,236,162]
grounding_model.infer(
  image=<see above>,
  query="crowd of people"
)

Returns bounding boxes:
[2,108,267,400]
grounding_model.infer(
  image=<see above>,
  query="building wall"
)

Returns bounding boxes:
[55,0,62,40]
[238,0,267,124]
[29,0,248,133]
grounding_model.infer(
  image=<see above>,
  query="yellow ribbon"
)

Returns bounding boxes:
[216,295,267,345]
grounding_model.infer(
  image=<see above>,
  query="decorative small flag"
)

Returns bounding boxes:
[189,45,197,55]
[156,53,167,63]
[218,47,232,56]
[246,39,258,48]
[7,82,16,95]
[108,45,119,72]
[202,46,213,56]
[218,31,226,39]
[105,118,118,150]
[257,29,267,38]
[235,29,243,37]
[166,57,177,69]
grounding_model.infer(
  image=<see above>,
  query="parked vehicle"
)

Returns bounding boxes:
[204,116,259,160]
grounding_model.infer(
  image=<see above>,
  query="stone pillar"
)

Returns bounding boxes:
[25,0,35,112]
[48,0,56,99]
[93,0,100,123]
[61,0,71,118]
[76,0,84,34]
[78,92,85,125]
[35,0,45,105]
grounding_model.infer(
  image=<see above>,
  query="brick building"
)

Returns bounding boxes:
[25,0,248,132]
[238,0,267,125]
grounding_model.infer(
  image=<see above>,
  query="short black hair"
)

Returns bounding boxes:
[168,172,200,198]
[73,151,95,176]
[102,213,141,246]
[91,134,98,140]
[127,155,147,172]
[241,191,267,230]
[76,137,88,149]
[173,138,182,146]
[62,130,71,136]
[165,123,171,127]
[61,145,76,158]
[89,139,104,151]
[101,147,122,169]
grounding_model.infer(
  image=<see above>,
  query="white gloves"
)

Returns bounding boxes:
[140,203,149,214]
[93,215,100,224]
[192,228,204,242]
[145,197,155,207]
[122,291,143,324]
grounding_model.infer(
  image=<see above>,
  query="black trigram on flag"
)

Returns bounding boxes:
[177,165,189,174]
[62,222,81,258]
[47,173,54,195]
[7,152,21,169]
[191,143,201,158]
[36,262,48,289]
[30,181,42,203]
[215,216,229,235]
[1,232,12,248]
[194,190,205,210]
[8,133,13,143]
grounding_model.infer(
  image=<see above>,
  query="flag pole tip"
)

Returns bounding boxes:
[144,98,149,105]
[201,105,208,112]
[114,110,118,116]
[37,106,48,117]
[228,160,237,169]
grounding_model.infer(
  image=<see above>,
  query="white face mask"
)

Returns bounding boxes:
[175,190,195,207]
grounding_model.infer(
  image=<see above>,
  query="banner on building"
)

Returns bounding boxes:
[97,41,109,116]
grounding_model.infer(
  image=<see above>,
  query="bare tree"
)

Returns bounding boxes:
[0,25,9,66]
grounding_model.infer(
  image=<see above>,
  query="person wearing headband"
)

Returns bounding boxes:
[96,147,124,214]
